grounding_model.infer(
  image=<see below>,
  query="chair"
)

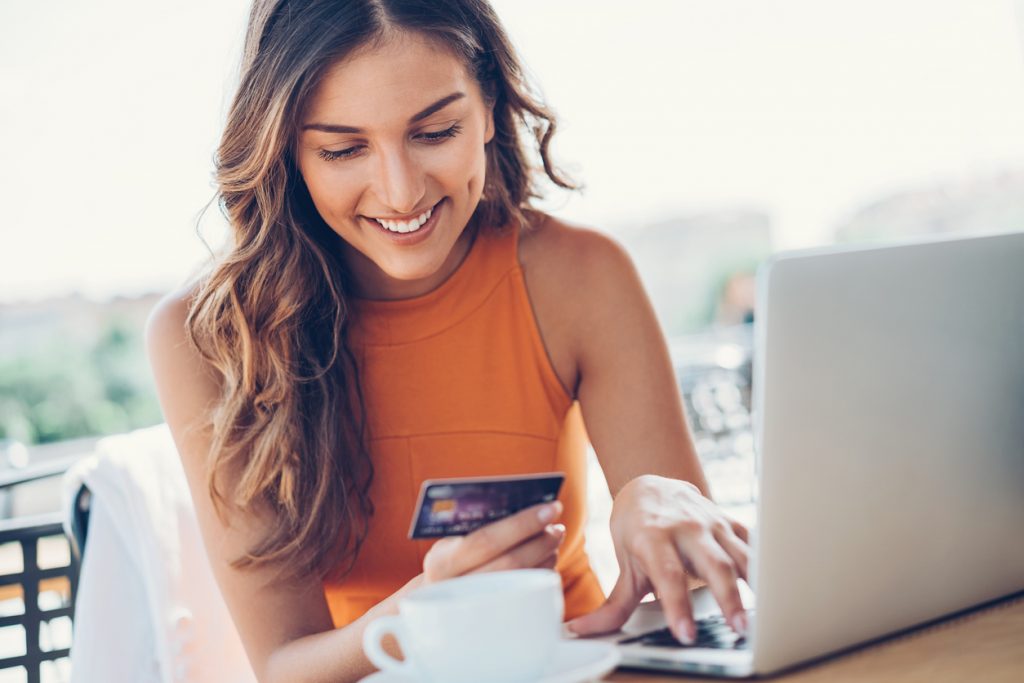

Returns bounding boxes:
[61,424,254,683]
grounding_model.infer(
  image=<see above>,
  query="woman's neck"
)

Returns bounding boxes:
[342,220,480,301]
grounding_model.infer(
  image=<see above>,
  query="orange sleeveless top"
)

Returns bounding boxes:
[323,222,606,626]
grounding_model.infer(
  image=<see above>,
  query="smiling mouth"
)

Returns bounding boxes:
[368,202,439,234]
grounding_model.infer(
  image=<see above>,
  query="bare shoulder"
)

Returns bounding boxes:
[145,282,199,355]
[518,213,646,333]
[144,281,221,448]
[518,213,637,290]
[517,213,646,395]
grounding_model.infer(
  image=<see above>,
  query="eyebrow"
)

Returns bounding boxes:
[301,92,466,133]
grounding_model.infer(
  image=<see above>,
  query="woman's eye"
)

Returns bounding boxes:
[315,125,461,161]
[317,146,363,162]
[418,123,463,143]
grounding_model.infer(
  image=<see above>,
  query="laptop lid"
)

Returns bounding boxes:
[749,230,1024,674]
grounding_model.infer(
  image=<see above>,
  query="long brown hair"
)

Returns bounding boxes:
[187,0,575,582]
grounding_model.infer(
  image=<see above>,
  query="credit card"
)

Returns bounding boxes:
[408,472,565,539]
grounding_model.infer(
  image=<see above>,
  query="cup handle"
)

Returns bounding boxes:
[363,615,415,677]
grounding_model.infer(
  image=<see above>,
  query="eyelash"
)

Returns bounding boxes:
[317,123,463,162]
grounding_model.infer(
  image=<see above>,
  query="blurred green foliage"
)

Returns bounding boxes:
[0,318,163,445]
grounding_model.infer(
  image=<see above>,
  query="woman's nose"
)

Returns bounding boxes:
[373,146,426,215]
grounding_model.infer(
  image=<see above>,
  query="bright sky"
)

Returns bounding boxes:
[2,0,1023,302]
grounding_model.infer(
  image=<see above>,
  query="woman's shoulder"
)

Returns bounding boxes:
[518,212,641,301]
[145,280,202,350]
[145,280,224,453]
[144,279,221,394]
[516,212,648,394]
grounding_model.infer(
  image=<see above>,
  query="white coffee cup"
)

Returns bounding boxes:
[362,569,564,683]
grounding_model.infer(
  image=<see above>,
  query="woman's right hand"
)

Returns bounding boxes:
[420,501,566,585]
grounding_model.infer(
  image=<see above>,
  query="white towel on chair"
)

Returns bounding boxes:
[62,423,255,683]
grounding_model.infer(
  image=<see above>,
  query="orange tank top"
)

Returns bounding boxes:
[323,222,606,626]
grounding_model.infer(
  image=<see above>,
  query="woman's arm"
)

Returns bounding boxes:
[147,289,369,683]
[146,288,565,682]
[571,237,711,498]
[519,217,708,495]
[520,217,750,644]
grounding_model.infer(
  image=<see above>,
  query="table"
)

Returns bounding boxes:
[607,592,1024,682]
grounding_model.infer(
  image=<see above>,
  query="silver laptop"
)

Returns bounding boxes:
[592,230,1024,677]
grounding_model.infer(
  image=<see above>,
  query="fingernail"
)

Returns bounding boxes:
[676,620,696,645]
[550,523,566,536]
[566,618,581,633]
[730,611,748,637]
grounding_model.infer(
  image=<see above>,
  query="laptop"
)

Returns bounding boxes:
[589,230,1024,677]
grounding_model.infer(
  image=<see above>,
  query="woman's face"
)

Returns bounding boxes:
[297,31,494,300]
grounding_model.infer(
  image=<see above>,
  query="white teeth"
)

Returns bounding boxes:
[374,206,433,233]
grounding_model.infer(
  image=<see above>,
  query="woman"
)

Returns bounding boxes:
[147,1,751,681]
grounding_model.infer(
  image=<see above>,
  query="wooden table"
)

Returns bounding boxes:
[608,592,1024,682]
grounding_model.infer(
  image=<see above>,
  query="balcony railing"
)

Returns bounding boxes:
[0,452,89,683]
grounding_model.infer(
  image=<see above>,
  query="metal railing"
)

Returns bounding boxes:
[0,456,87,683]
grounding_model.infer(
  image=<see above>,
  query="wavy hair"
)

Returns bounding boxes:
[187,0,575,582]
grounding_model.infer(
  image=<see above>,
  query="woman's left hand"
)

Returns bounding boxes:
[566,474,751,644]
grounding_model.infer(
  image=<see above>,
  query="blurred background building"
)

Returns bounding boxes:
[3,0,1022,449]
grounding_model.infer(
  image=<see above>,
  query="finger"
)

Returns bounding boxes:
[472,523,565,574]
[631,535,698,644]
[539,553,558,570]
[422,536,464,582]
[713,524,751,582]
[566,568,650,637]
[533,539,561,571]
[429,501,563,577]
[728,517,750,544]
[681,534,747,636]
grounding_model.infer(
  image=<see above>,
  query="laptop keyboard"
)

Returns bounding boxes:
[619,614,751,650]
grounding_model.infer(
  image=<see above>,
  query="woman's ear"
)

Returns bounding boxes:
[484,104,495,144]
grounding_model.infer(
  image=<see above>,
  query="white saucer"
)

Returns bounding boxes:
[360,639,621,683]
